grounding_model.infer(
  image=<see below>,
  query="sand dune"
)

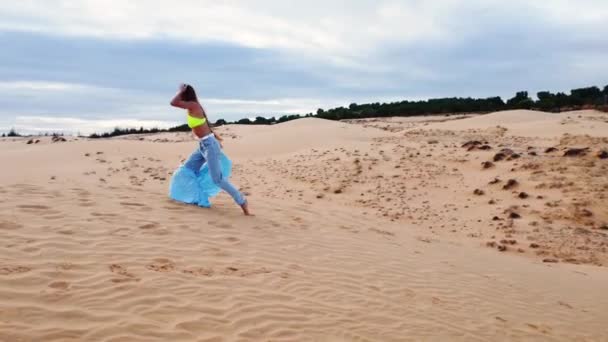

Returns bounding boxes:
[424,109,608,138]
[222,118,387,158]
[1,109,608,341]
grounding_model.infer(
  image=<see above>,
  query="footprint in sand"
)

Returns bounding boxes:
[17,204,50,210]
[225,236,240,243]
[182,267,215,277]
[48,281,70,290]
[91,212,118,217]
[526,323,553,334]
[218,266,272,277]
[109,264,139,282]
[120,202,146,207]
[56,263,75,271]
[210,221,233,229]
[139,223,159,230]
[164,203,186,211]
[0,221,23,230]
[0,265,31,275]
[369,228,395,237]
[79,198,95,207]
[146,258,176,272]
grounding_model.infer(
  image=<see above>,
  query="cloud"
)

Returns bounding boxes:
[0,0,525,67]
[1,1,607,134]
[2,1,607,75]
[0,80,98,91]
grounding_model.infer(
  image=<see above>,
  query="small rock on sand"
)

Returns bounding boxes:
[563,148,589,157]
[578,209,593,217]
[482,161,495,169]
[462,141,482,150]
[493,153,507,162]
[508,153,521,160]
[545,147,558,153]
[473,189,485,196]
[503,179,518,190]
[509,212,521,219]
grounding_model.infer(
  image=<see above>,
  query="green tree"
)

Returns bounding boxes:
[536,91,556,111]
[237,118,252,125]
[277,114,301,123]
[537,91,553,101]
[215,119,227,126]
[506,91,532,109]
[571,86,602,105]
[553,92,569,110]
[7,128,20,137]
[571,86,601,98]
[253,116,270,125]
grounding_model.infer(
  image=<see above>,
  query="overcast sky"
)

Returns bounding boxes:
[1,0,607,134]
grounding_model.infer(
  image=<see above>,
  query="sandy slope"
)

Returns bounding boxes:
[424,109,608,138]
[1,110,608,341]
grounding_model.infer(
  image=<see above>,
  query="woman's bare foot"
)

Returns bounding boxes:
[241,201,253,216]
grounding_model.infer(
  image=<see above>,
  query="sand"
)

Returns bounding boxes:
[1,109,608,341]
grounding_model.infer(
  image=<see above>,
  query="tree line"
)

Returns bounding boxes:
[84,85,608,138]
[4,84,605,138]
[1,130,67,138]
[88,84,608,137]
[215,85,608,124]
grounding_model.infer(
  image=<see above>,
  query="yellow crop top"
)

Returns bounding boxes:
[187,113,207,128]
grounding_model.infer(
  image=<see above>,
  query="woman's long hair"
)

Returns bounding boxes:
[181,84,198,102]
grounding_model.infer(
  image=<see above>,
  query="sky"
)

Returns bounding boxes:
[1,0,607,135]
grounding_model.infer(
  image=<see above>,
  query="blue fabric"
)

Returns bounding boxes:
[168,149,233,208]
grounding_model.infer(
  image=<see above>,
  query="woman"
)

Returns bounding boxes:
[170,84,251,215]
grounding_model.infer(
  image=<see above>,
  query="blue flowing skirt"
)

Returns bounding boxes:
[168,152,233,208]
